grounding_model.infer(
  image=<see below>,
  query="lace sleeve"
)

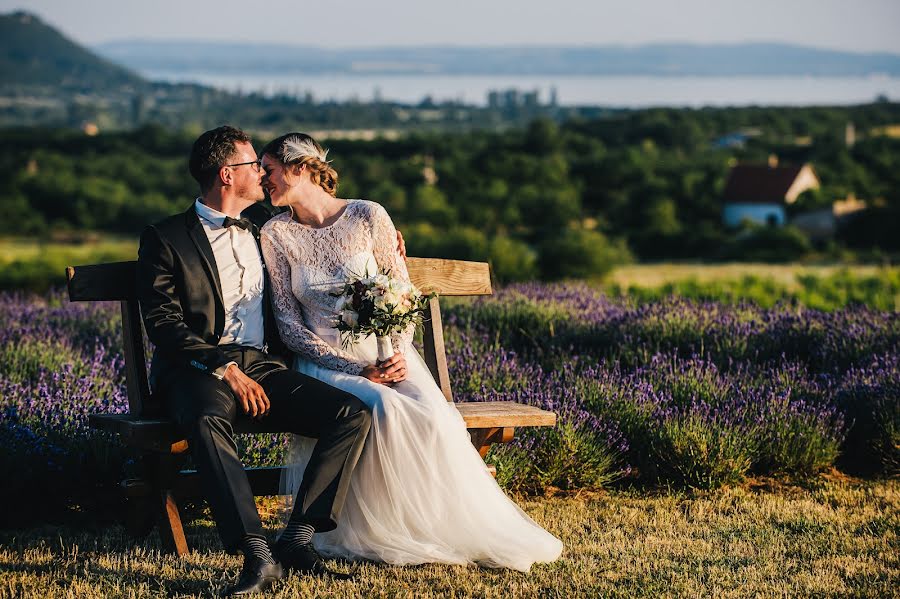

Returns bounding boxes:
[261,229,366,375]
[369,202,416,352]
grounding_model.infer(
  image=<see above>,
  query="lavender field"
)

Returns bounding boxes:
[1,285,898,523]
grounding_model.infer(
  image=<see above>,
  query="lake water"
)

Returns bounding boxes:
[144,70,900,107]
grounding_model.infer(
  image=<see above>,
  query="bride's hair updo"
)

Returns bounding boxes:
[261,132,339,196]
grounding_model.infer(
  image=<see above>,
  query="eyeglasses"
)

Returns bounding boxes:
[225,159,262,172]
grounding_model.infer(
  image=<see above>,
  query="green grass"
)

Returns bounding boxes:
[2,234,899,310]
[0,236,138,291]
[0,478,896,598]
[605,263,900,311]
[0,237,138,265]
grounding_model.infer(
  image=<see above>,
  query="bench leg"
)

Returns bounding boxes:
[470,427,515,458]
[470,428,514,478]
[157,490,189,556]
[143,453,190,556]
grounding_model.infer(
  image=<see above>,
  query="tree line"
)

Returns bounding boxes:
[3,102,900,280]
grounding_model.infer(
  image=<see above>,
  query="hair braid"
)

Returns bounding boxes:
[261,132,339,196]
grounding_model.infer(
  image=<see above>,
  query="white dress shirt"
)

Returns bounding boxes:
[194,200,266,361]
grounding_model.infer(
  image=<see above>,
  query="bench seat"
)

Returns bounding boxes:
[89,401,557,453]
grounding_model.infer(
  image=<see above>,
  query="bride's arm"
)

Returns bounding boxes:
[370,202,416,353]
[261,230,367,375]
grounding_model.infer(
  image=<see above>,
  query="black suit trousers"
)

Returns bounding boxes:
[158,346,372,552]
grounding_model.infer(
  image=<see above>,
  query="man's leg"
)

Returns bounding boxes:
[247,363,372,532]
[162,369,263,553]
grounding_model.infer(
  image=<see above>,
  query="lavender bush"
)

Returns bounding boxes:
[449,340,630,492]
[835,354,900,475]
[450,284,900,373]
[0,284,897,522]
[0,344,129,524]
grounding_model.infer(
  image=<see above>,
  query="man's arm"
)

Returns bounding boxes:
[136,225,231,375]
[396,229,407,261]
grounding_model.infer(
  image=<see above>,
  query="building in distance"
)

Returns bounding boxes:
[722,157,820,228]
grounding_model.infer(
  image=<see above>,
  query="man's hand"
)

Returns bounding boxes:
[396,230,407,261]
[222,364,270,418]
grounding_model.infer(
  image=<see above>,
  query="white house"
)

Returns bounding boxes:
[722,159,820,228]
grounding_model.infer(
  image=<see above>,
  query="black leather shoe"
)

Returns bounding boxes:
[274,541,328,575]
[223,559,283,596]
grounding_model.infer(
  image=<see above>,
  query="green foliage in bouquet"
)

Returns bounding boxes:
[332,266,434,348]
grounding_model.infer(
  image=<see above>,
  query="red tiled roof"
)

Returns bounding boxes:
[723,164,805,204]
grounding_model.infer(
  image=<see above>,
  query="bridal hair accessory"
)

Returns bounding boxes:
[282,135,331,164]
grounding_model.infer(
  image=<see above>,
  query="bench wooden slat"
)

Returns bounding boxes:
[455,402,558,428]
[406,258,492,296]
[66,262,137,301]
[422,296,453,402]
[90,400,556,450]
[68,257,490,302]
[123,467,284,499]
[89,413,324,449]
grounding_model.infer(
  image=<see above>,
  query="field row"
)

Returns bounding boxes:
[0,285,896,524]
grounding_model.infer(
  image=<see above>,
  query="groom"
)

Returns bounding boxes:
[137,126,389,595]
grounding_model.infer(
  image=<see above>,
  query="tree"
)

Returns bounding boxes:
[488,236,538,282]
[537,228,632,280]
[410,185,457,225]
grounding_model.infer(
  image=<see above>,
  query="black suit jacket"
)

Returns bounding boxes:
[136,202,288,389]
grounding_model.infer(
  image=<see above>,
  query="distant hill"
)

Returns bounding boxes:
[96,40,900,77]
[0,11,144,89]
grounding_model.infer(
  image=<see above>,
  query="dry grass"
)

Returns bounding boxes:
[0,479,896,598]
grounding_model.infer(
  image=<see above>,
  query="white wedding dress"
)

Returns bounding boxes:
[260,200,562,571]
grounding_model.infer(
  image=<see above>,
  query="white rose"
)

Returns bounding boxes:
[341,310,359,327]
[392,290,405,305]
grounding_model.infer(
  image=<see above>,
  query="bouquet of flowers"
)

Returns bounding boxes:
[332,267,433,362]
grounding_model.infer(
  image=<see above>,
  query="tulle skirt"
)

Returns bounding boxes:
[279,333,563,571]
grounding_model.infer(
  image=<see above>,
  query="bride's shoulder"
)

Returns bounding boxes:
[349,199,383,213]
[349,199,391,221]
[259,211,293,238]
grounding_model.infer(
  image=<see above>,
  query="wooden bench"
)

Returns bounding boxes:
[67,257,556,556]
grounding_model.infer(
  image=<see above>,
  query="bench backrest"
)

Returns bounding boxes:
[66,257,491,416]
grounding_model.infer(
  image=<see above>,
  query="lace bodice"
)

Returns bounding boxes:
[260,200,414,375]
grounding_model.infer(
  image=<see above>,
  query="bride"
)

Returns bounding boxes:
[258,132,562,572]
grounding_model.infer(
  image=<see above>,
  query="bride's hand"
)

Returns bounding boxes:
[360,352,408,385]
[379,352,408,384]
[360,364,391,385]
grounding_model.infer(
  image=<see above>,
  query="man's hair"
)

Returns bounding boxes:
[188,126,252,194]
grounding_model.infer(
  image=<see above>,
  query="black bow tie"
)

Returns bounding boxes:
[222,216,253,230]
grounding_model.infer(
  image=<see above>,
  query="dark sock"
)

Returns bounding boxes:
[279,519,315,551]
[240,535,276,565]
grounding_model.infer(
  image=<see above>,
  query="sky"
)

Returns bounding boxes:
[3,0,900,54]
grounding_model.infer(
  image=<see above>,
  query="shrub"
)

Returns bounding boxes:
[537,227,633,280]
[720,225,812,262]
